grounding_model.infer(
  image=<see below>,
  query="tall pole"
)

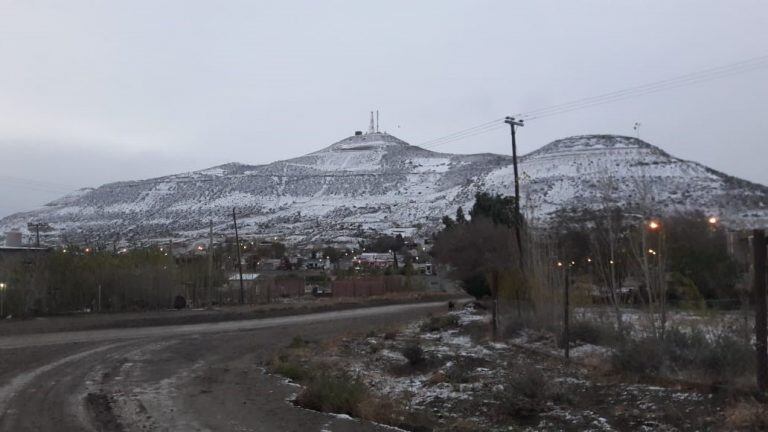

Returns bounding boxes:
[505,116,525,269]
[208,220,214,305]
[232,208,245,304]
[29,223,42,247]
[753,229,767,396]
[564,265,570,361]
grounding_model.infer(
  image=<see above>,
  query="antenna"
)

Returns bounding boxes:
[633,122,642,138]
[376,110,379,133]
[368,111,375,134]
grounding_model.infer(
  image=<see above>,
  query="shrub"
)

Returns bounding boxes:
[661,327,709,367]
[288,335,308,349]
[500,365,551,419]
[461,273,491,299]
[445,357,483,383]
[724,399,768,430]
[612,337,665,374]
[295,372,368,417]
[565,320,618,346]
[401,343,426,366]
[700,334,755,381]
[273,360,309,382]
[614,329,755,384]
[503,318,527,338]
[509,365,549,400]
[420,314,460,332]
[173,295,186,309]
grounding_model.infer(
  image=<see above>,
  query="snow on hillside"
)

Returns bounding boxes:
[1,132,766,246]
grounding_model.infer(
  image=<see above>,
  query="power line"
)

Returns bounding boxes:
[417,54,768,149]
[520,56,768,121]
[417,118,505,148]
[422,123,507,150]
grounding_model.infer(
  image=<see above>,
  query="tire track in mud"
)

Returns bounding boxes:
[0,342,130,431]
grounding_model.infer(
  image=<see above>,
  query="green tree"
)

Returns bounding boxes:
[470,192,520,228]
[455,206,468,224]
[664,211,740,300]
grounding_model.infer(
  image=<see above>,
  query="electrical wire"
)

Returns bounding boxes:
[417,54,768,149]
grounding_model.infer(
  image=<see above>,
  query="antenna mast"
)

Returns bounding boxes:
[376,110,379,133]
[368,111,375,134]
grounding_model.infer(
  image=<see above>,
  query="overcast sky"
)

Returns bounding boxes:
[1,1,767,217]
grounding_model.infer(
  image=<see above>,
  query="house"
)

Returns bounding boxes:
[355,252,394,269]
[413,261,433,275]
[304,258,329,270]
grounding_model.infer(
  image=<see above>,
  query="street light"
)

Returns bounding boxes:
[0,282,6,318]
[708,216,719,225]
[647,220,661,230]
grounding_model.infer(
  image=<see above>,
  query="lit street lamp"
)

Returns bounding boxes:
[0,282,6,318]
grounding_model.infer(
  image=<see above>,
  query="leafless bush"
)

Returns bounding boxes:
[420,314,459,332]
[295,372,368,417]
[401,343,426,366]
[724,399,768,431]
[499,365,551,419]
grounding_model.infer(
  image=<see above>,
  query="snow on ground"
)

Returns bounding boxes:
[296,302,727,431]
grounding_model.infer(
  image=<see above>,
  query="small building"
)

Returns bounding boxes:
[413,261,433,275]
[355,252,394,269]
[304,258,329,270]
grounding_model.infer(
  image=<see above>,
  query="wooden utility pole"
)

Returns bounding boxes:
[504,116,525,269]
[753,229,767,396]
[233,208,245,304]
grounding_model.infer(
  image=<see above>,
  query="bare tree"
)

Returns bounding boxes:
[433,217,522,337]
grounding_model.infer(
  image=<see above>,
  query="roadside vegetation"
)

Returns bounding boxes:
[269,304,762,431]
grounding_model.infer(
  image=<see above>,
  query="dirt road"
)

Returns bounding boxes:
[0,301,448,431]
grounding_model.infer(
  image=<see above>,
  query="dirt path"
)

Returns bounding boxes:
[0,301,449,431]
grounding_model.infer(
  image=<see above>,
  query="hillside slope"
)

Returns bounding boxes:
[1,133,766,246]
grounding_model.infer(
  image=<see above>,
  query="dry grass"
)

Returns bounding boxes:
[724,399,768,431]
[358,395,437,432]
[420,314,460,332]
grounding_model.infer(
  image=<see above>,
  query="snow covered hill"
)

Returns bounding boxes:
[2,132,766,246]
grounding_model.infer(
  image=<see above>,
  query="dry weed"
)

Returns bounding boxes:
[724,399,768,431]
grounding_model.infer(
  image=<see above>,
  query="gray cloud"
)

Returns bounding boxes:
[1,0,767,217]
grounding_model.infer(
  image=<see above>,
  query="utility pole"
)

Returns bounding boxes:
[504,116,525,268]
[753,229,767,397]
[208,220,214,306]
[29,223,42,247]
[232,208,245,305]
